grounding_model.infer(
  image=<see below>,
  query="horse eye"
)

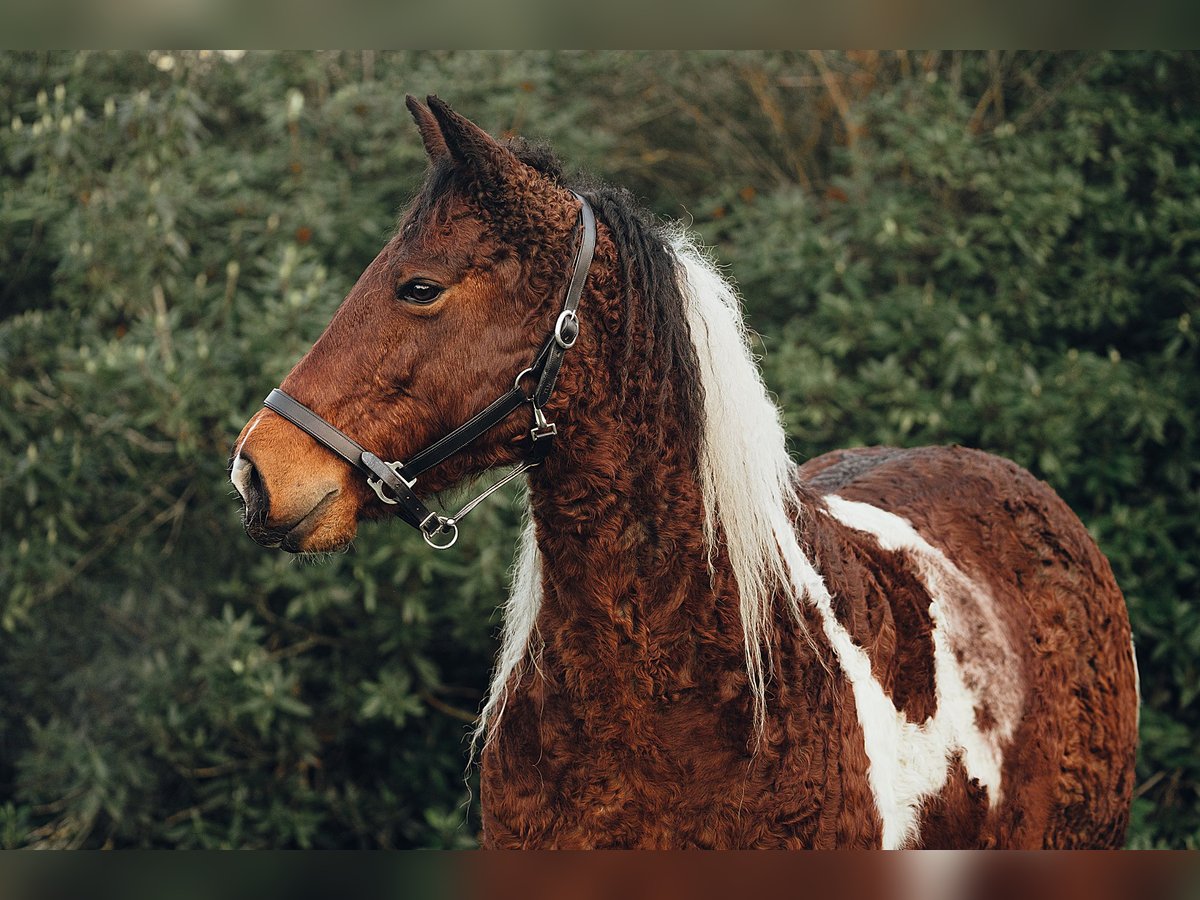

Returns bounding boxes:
[397,280,444,305]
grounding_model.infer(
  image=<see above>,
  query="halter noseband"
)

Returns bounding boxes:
[261,192,596,550]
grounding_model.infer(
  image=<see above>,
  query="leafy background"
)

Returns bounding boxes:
[0,50,1196,848]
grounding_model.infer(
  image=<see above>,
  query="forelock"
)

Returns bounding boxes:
[399,134,567,233]
[503,137,564,183]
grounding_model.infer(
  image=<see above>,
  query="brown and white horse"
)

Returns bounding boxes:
[230,96,1139,849]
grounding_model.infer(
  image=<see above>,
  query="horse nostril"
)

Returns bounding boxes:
[230,456,268,516]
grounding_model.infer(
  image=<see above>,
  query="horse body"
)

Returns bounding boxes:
[477,448,1132,849]
[808,447,1138,849]
[479,411,1136,850]
[231,96,1138,849]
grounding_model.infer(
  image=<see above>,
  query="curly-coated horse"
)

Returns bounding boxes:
[230,96,1138,848]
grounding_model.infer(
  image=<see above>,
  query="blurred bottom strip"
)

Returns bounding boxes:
[2,849,1194,900]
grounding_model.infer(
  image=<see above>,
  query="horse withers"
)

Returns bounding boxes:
[230,96,1138,849]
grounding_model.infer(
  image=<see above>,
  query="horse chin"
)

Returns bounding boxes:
[281,499,359,554]
[244,489,359,554]
[281,522,356,554]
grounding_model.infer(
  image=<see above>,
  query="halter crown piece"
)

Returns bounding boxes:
[262,192,597,550]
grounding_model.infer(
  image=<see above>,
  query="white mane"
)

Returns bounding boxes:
[474,228,813,748]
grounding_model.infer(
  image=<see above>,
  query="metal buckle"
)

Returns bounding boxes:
[421,515,459,550]
[553,309,579,349]
[366,460,415,506]
[530,405,557,441]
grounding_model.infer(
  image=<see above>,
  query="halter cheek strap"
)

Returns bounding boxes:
[262,192,596,550]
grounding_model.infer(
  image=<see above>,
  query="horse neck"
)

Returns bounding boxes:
[527,396,708,595]
[525,426,725,703]
[522,263,736,695]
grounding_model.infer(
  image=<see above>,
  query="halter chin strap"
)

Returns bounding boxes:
[262,192,596,550]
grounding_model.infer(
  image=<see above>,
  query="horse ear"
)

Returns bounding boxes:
[405,95,449,162]
[425,95,523,189]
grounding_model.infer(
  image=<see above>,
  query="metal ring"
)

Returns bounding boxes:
[513,366,536,396]
[554,310,579,349]
[422,519,459,550]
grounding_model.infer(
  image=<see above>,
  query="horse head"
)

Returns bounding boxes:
[230,96,586,553]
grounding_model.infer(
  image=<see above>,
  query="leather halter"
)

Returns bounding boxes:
[261,192,596,550]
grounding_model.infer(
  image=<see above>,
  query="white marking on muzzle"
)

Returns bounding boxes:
[230,412,265,504]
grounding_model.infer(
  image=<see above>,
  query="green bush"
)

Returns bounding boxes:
[1,51,1196,848]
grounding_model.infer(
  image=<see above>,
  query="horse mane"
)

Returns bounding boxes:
[472,162,816,748]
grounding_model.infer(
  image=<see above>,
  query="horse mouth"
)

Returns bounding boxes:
[244,489,340,553]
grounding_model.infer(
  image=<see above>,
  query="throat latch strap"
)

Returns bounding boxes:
[260,192,596,550]
[533,196,594,408]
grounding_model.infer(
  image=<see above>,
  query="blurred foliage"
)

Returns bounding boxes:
[0,50,1196,848]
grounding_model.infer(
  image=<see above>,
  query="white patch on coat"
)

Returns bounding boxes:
[816,494,1024,849]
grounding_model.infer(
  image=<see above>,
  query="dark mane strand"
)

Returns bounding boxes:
[505,137,564,182]
[577,183,704,455]
[399,158,456,236]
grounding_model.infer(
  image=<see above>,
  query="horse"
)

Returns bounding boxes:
[230,96,1139,849]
